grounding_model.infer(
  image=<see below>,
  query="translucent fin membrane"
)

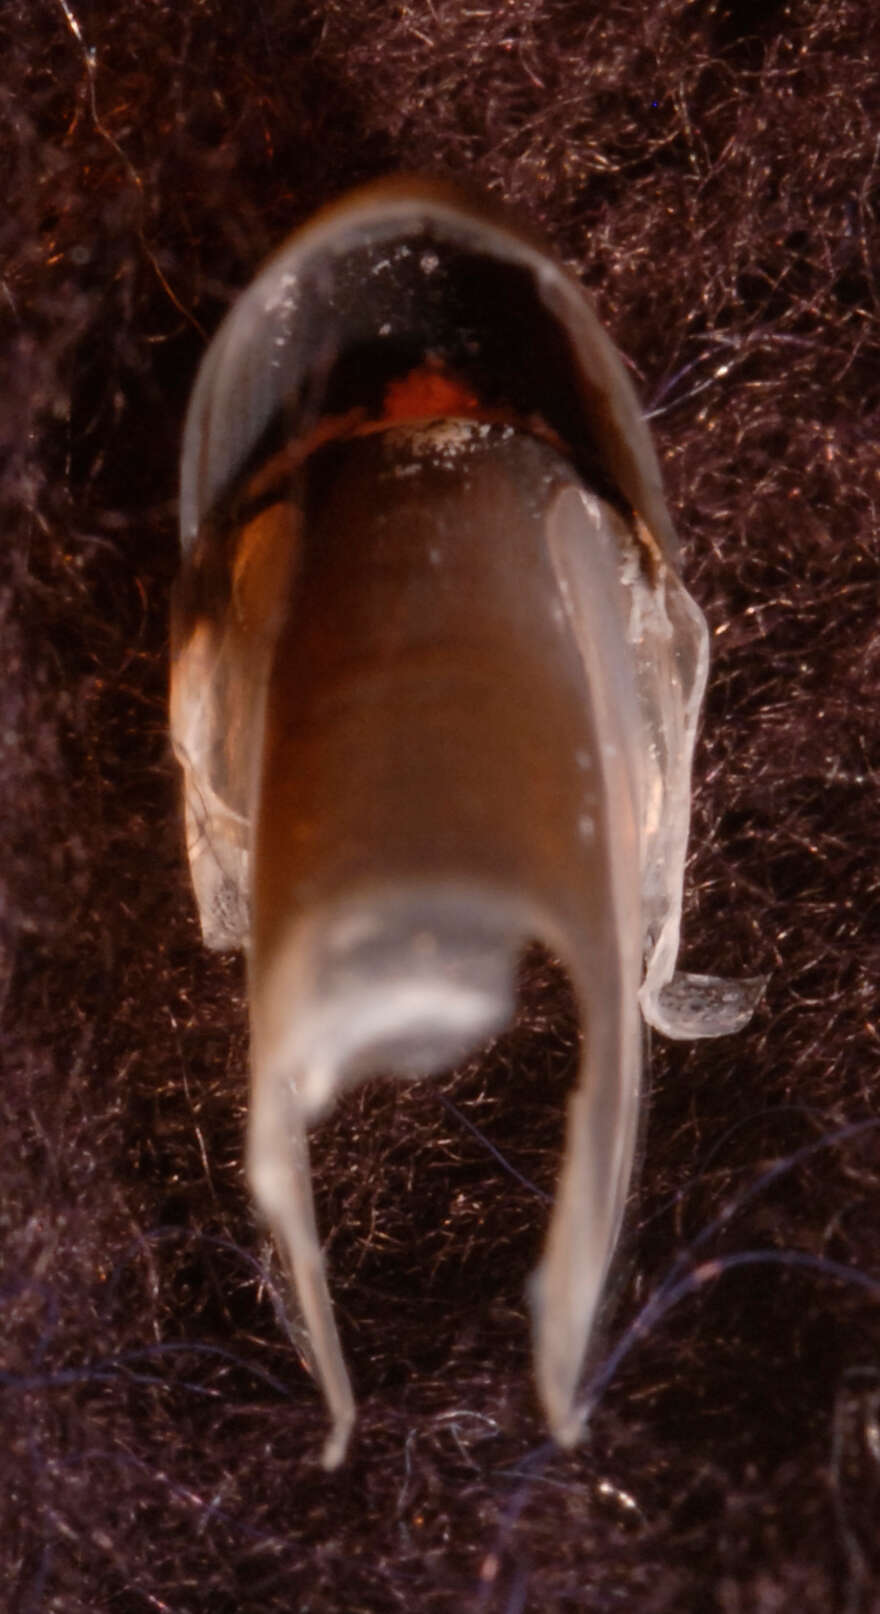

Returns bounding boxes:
[172,180,762,1467]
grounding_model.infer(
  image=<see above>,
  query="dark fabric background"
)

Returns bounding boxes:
[3,2,880,1610]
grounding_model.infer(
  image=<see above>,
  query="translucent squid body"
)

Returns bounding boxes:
[171,179,761,1467]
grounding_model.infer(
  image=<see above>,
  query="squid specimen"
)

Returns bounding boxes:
[171,179,762,1467]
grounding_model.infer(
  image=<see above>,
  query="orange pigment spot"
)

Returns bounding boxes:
[382,368,482,421]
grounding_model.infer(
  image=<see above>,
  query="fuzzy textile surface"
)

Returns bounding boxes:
[3,2,880,1611]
